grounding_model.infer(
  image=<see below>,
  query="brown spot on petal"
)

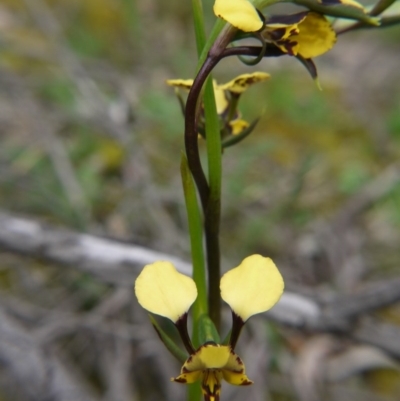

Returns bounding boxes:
[268,27,287,41]
[277,39,298,55]
[173,377,187,383]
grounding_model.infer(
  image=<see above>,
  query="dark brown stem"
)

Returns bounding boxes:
[175,314,195,354]
[205,210,221,329]
[184,57,219,211]
[221,45,285,60]
[229,311,245,350]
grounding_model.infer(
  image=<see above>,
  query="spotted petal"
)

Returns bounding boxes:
[218,72,271,95]
[166,79,194,90]
[135,261,197,322]
[295,12,337,58]
[264,12,336,58]
[214,0,263,32]
[220,254,284,321]
[172,344,252,387]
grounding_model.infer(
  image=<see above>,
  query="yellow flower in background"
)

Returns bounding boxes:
[167,72,270,115]
[262,11,337,59]
[167,72,270,137]
[166,79,194,91]
[218,72,271,95]
[213,0,263,32]
[228,119,249,135]
[134,254,284,401]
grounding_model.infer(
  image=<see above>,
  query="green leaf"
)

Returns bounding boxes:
[148,315,187,363]
[198,314,221,344]
[191,0,207,56]
[181,154,207,347]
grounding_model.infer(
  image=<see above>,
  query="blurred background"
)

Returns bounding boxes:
[0,0,400,400]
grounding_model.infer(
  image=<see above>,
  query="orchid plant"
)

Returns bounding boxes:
[134,1,399,400]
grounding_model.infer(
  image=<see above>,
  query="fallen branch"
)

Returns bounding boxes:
[0,211,191,285]
[0,307,98,401]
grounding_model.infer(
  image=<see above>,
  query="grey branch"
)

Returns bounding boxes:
[0,211,191,285]
[0,307,98,401]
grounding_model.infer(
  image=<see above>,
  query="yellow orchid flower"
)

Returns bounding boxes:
[213,0,263,32]
[167,72,270,138]
[172,343,253,401]
[262,11,337,59]
[134,254,284,401]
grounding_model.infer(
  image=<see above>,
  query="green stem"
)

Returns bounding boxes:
[191,0,207,56]
[181,154,208,348]
[187,5,207,401]
[203,77,222,331]
[188,382,202,401]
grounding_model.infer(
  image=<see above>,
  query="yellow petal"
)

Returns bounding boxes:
[166,79,194,90]
[224,348,245,372]
[184,344,231,371]
[228,119,249,135]
[213,80,229,115]
[222,370,253,386]
[134,261,197,322]
[296,12,337,58]
[172,370,202,384]
[214,0,263,32]
[264,12,307,37]
[219,72,271,94]
[220,254,284,321]
[223,348,253,385]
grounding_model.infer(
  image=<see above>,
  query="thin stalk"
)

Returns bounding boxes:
[181,154,208,348]
[191,0,207,56]
[187,4,207,401]
[203,76,222,330]
[188,382,202,401]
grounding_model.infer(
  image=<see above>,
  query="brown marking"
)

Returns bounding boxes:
[265,12,308,27]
